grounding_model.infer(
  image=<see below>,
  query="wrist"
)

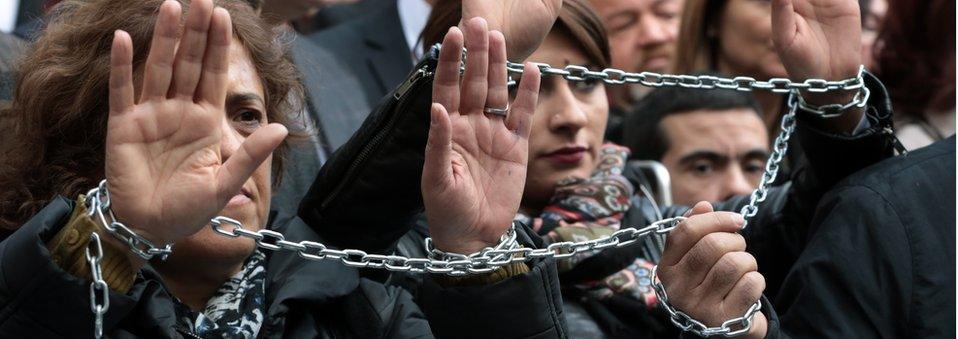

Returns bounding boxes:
[431,238,497,255]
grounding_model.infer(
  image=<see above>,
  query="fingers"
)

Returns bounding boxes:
[109,30,135,116]
[196,7,232,106]
[725,271,766,313]
[140,0,182,100]
[485,30,509,120]
[660,210,745,266]
[771,0,797,51]
[697,251,756,298]
[423,103,453,186]
[460,17,489,114]
[171,0,214,98]
[433,27,464,114]
[673,232,747,290]
[216,123,288,203]
[507,62,540,138]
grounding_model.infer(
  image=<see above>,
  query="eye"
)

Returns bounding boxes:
[232,108,265,132]
[690,161,715,176]
[571,78,600,93]
[744,160,765,175]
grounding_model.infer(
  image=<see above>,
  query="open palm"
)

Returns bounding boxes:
[423,19,541,254]
[105,0,286,246]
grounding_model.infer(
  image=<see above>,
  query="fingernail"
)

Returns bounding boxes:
[733,214,746,225]
[682,208,693,217]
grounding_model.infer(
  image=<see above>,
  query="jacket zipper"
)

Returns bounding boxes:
[319,67,431,212]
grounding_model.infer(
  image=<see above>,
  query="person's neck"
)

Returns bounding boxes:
[154,260,244,311]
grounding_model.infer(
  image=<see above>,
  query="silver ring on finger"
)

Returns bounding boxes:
[482,102,509,117]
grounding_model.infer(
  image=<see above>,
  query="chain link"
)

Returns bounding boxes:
[85,233,109,339]
[85,180,172,261]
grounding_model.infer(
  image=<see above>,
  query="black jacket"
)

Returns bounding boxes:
[762,137,956,338]
[0,48,567,339]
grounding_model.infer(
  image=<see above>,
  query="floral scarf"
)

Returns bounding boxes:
[516,144,658,307]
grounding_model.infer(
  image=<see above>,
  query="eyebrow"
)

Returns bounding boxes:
[678,151,727,166]
[741,149,771,161]
[226,92,265,108]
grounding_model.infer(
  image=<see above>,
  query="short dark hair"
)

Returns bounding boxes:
[622,85,763,161]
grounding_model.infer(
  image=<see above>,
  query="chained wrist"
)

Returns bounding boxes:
[84,180,173,261]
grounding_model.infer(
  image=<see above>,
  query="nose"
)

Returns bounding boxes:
[721,165,756,200]
[637,15,674,46]
[548,85,589,136]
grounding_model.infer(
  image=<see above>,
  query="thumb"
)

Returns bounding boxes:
[216,123,287,204]
[423,103,453,189]
[684,201,714,217]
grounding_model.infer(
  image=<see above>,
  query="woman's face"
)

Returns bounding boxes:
[715,0,787,78]
[154,42,273,277]
[521,32,609,211]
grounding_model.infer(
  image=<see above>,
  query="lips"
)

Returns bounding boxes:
[226,186,254,207]
[542,146,588,166]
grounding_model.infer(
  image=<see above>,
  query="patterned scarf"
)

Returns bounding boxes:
[175,250,268,338]
[516,144,658,307]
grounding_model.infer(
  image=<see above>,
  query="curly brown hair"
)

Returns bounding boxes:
[0,0,303,231]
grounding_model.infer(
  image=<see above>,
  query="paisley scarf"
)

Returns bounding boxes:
[516,144,658,307]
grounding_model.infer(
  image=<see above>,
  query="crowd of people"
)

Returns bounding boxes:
[0,0,953,338]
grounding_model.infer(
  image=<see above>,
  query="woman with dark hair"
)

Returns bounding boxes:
[0,0,579,337]
[874,0,955,150]
[401,0,900,338]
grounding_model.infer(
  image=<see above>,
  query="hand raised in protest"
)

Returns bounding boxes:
[657,202,769,339]
[461,0,562,62]
[422,18,541,254]
[772,0,865,131]
[105,0,286,247]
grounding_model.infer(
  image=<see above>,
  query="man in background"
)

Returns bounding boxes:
[588,0,683,139]
[623,86,769,206]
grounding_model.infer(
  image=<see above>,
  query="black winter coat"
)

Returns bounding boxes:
[0,49,567,339]
[763,137,956,338]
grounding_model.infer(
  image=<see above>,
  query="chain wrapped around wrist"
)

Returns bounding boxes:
[84,179,173,261]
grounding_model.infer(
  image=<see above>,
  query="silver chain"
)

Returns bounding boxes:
[85,233,109,339]
[85,180,173,261]
[210,215,687,276]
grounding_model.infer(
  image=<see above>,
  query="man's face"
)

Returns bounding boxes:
[658,109,769,206]
[590,0,682,74]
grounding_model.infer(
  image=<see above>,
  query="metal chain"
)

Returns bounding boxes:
[503,59,864,94]
[210,216,686,276]
[85,233,109,339]
[85,180,173,261]
[738,93,799,229]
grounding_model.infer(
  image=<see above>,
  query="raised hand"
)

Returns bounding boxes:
[422,18,541,254]
[772,0,864,131]
[105,0,287,247]
[657,202,768,339]
[461,0,562,62]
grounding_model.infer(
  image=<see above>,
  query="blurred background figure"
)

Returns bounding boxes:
[873,0,955,150]
[587,0,683,140]
[623,87,768,206]
[859,0,887,70]
[259,0,360,28]
[673,0,790,137]
[309,0,433,107]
